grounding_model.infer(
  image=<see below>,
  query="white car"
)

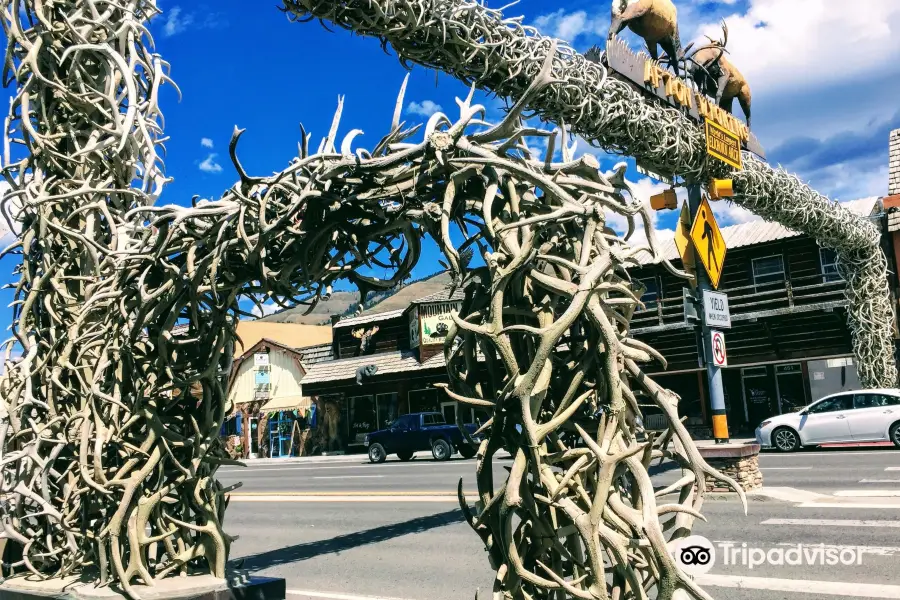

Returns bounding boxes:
[756,389,900,452]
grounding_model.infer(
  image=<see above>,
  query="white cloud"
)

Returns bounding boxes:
[406,100,443,117]
[201,138,214,149]
[199,154,223,174]
[163,7,194,37]
[693,0,900,97]
[251,301,281,318]
[534,9,603,42]
[602,175,674,248]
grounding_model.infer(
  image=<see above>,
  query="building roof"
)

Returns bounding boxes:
[298,342,334,365]
[332,308,407,329]
[411,285,466,304]
[300,348,449,385]
[261,271,456,325]
[637,197,881,266]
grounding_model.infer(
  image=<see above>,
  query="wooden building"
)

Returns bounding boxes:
[630,197,891,435]
[299,285,490,452]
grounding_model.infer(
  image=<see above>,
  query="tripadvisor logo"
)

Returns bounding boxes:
[670,535,864,574]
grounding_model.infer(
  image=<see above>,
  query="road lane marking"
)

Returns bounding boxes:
[228,494,473,502]
[761,450,900,457]
[886,467,900,471]
[860,479,900,483]
[760,467,812,470]
[218,462,481,474]
[696,574,900,598]
[288,590,411,600]
[834,490,900,497]
[312,475,384,480]
[761,518,900,528]
[799,502,900,509]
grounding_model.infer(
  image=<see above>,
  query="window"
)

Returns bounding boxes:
[637,277,659,310]
[855,393,900,409]
[348,395,376,443]
[752,255,785,286]
[422,413,446,426]
[376,392,398,430]
[819,248,841,283]
[390,415,418,430]
[807,395,853,414]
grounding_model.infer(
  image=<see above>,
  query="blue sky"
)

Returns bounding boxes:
[1,0,899,328]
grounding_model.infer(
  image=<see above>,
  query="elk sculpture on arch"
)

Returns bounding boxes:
[684,20,753,129]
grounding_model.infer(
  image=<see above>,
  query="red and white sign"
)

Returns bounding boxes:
[711,330,727,367]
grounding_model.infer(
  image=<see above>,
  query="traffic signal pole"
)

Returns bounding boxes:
[687,182,730,444]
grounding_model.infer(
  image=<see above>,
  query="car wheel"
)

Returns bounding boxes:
[458,444,477,459]
[431,438,452,461]
[368,443,387,464]
[772,427,800,452]
[397,450,415,461]
[890,423,900,448]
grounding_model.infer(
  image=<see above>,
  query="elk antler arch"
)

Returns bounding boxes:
[0,2,892,600]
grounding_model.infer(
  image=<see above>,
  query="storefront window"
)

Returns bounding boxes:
[376,392,398,430]
[348,395,376,444]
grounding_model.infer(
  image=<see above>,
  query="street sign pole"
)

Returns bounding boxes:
[687,183,730,444]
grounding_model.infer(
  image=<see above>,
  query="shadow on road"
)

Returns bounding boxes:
[233,508,466,571]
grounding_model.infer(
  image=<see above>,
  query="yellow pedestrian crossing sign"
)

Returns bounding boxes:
[690,197,726,289]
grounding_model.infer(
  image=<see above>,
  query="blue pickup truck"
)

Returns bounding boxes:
[364,412,481,463]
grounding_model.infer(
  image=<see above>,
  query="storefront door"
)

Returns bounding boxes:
[441,401,456,425]
[248,417,259,458]
[741,367,777,428]
[349,395,376,445]
[775,364,807,414]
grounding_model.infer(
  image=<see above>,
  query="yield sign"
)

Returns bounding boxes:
[690,197,727,289]
[711,330,727,367]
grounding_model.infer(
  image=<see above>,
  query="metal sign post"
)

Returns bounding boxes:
[688,183,730,443]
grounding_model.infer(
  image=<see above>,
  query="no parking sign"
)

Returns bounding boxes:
[711,330,727,367]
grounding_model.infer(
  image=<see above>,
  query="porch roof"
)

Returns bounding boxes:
[300,349,448,385]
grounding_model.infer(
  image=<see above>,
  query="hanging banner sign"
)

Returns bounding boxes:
[705,120,743,170]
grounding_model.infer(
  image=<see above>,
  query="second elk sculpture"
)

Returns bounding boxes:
[684,21,752,129]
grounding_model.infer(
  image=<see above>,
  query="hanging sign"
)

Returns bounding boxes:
[254,352,269,367]
[705,120,743,170]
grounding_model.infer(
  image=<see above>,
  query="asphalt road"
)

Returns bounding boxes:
[218,447,900,495]
[220,448,900,600]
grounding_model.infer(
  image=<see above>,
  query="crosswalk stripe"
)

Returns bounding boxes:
[696,574,900,598]
[761,518,900,528]
[835,490,900,497]
[799,502,900,509]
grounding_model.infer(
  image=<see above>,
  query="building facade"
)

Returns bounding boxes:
[630,198,884,436]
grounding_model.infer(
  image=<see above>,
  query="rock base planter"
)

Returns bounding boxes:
[697,442,763,492]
